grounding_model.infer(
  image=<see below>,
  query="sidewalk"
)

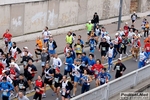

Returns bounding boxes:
[2,16,150,61]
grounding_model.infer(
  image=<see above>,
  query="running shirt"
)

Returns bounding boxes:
[54,73,62,84]
[99,42,110,52]
[42,30,51,40]
[139,52,147,62]
[72,64,81,78]
[81,75,89,85]
[145,43,150,52]
[97,72,108,83]
[27,64,37,77]
[35,80,44,94]
[108,47,114,58]
[44,68,54,79]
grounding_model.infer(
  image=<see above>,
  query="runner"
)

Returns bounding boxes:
[89,36,97,53]
[107,43,115,72]
[54,68,63,100]
[17,74,29,95]
[131,12,137,24]
[66,32,74,46]
[131,36,141,61]
[81,52,89,68]
[96,68,111,86]
[119,35,129,59]
[123,22,129,37]
[74,39,83,56]
[42,26,51,44]
[91,59,104,82]
[1,54,9,68]
[37,48,50,77]
[42,63,55,98]
[72,59,82,97]
[9,62,20,97]
[80,69,92,93]
[144,21,149,38]
[3,29,12,53]
[86,21,94,44]
[144,40,150,62]
[52,54,62,69]
[113,58,126,79]
[61,75,73,100]
[68,46,76,61]
[64,52,73,76]
[46,36,57,57]
[87,54,96,75]
[138,47,148,68]
[9,42,22,61]
[33,76,44,100]
[35,36,43,59]
[99,38,110,63]
[0,77,14,100]
[113,33,122,58]
[25,59,37,94]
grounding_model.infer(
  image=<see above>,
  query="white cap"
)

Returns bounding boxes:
[134,11,136,13]
[42,48,46,50]
[88,21,91,23]
[23,47,28,49]
[10,62,15,66]
[115,33,119,36]
[2,70,7,73]
[118,58,122,61]
[125,22,128,24]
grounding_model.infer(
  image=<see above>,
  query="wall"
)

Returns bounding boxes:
[139,0,150,12]
[0,0,132,37]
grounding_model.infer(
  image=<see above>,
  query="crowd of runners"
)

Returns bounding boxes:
[0,12,150,100]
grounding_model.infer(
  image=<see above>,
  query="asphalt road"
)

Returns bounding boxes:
[12,38,145,100]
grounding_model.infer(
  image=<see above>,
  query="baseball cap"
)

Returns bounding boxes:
[55,67,60,73]
[118,58,122,61]
[115,33,119,36]
[23,47,28,49]
[89,21,91,23]
[2,70,7,73]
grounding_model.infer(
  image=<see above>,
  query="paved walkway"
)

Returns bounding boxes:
[1,16,150,61]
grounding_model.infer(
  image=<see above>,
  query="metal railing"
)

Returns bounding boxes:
[71,64,150,100]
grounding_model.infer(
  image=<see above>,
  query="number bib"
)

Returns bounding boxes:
[3,91,7,96]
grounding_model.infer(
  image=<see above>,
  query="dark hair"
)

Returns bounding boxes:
[102,68,107,71]
[13,42,16,45]
[78,35,81,38]
[89,54,94,58]
[2,77,7,81]
[96,59,101,64]
[45,26,48,30]
[82,52,86,55]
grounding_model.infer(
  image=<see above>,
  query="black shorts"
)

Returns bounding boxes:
[26,76,34,81]
[5,41,8,47]
[54,83,61,88]
[61,93,70,98]
[132,20,135,23]
[12,80,18,87]
[101,51,107,57]
[33,92,42,100]
[44,78,53,85]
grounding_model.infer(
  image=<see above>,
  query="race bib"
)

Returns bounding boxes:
[65,65,68,70]
[102,47,106,51]
[55,78,59,83]
[109,53,112,57]
[19,83,24,89]
[23,61,27,66]
[4,38,8,42]
[121,44,124,48]
[100,78,105,83]
[41,62,45,66]
[3,91,7,96]
[95,70,98,75]
[28,67,32,73]
[62,88,66,96]
[116,66,120,70]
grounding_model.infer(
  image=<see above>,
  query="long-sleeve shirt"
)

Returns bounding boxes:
[114,63,126,73]
[53,57,62,69]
